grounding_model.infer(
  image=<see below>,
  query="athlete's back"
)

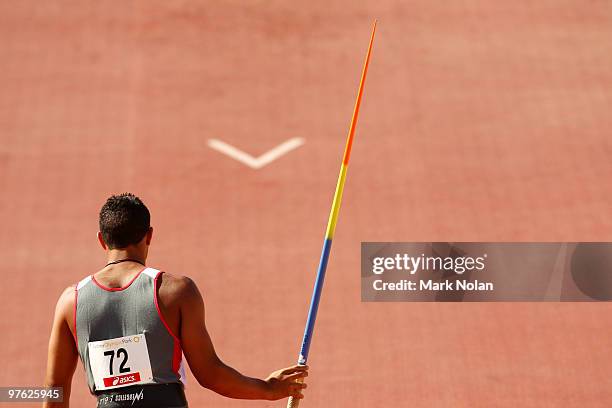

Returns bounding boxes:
[76,264,187,407]
[43,193,307,408]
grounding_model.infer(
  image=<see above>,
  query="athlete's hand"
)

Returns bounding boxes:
[264,364,308,400]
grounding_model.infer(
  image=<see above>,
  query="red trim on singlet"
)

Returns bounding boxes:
[73,285,78,345]
[91,266,146,292]
[172,340,182,374]
[153,271,183,374]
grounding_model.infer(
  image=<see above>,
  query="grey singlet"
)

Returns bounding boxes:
[75,267,186,394]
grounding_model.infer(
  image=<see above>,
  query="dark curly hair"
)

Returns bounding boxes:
[99,193,150,249]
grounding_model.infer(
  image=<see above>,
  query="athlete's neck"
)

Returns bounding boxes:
[106,249,147,267]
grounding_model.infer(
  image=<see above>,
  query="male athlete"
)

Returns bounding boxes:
[43,193,308,407]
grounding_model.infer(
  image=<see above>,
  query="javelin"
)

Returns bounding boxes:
[287,20,377,408]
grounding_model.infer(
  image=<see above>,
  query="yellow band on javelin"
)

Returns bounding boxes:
[325,163,348,240]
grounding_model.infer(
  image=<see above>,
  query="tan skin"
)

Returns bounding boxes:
[43,227,307,407]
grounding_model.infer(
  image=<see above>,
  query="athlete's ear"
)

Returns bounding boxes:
[97,231,108,250]
[145,227,153,246]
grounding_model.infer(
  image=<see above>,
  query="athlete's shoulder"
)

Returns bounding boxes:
[158,273,202,305]
[54,285,76,322]
[61,284,76,298]
[159,272,197,291]
[58,285,75,303]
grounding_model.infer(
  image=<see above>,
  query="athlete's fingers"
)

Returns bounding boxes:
[290,382,307,390]
[288,383,306,400]
[290,390,304,399]
[281,365,309,375]
[285,371,308,381]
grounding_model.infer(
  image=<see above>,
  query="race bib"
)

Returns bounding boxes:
[88,334,154,391]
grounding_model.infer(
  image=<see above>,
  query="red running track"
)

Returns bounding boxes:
[0,1,611,407]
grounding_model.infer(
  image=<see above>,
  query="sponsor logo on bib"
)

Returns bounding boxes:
[103,372,142,388]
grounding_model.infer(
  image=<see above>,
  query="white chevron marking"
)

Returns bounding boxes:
[208,137,305,169]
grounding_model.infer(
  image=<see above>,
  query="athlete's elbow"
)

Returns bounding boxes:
[194,373,215,389]
[43,376,71,391]
[196,372,225,393]
[193,356,224,390]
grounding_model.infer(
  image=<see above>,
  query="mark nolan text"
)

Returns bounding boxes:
[373,279,494,291]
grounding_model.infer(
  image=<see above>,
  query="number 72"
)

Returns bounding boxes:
[103,348,131,375]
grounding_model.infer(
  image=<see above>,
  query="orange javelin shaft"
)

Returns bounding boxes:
[342,20,377,166]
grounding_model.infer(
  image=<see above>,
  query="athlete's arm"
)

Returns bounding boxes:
[42,287,78,408]
[176,277,308,400]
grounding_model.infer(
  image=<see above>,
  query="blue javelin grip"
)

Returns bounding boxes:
[298,238,333,365]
